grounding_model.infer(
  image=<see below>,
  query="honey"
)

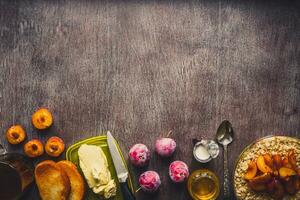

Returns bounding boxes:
[187,169,219,200]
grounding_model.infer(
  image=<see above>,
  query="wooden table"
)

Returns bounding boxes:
[0,1,299,199]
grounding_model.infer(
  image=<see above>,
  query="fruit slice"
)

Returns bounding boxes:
[6,125,26,144]
[287,149,297,170]
[244,160,258,180]
[24,139,44,158]
[279,167,296,179]
[257,155,273,173]
[273,154,282,170]
[45,136,65,157]
[263,153,274,169]
[250,173,272,185]
[32,108,53,130]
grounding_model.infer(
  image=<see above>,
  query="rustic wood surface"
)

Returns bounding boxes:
[0,0,299,199]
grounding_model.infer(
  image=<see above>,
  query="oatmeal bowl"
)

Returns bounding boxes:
[234,135,300,200]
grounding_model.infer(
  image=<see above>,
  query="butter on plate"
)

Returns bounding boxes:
[78,144,116,199]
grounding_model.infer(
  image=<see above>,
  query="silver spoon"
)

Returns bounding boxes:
[216,120,234,200]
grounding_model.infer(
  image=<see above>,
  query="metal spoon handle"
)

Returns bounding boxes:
[223,145,230,199]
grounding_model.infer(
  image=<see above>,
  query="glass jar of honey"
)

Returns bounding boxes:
[187,169,220,200]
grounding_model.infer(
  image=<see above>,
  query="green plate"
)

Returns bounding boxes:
[66,135,134,200]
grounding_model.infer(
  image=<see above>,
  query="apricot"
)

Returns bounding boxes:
[6,125,26,144]
[32,108,53,130]
[287,149,297,169]
[257,155,273,173]
[24,139,44,158]
[244,160,257,180]
[273,154,282,170]
[45,136,65,157]
[250,173,272,185]
[279,167,296,179]
[263,153,274,169]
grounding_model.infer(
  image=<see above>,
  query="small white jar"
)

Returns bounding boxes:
[193,139,219,163]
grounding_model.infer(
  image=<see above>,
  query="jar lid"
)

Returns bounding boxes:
[193,139,219,163]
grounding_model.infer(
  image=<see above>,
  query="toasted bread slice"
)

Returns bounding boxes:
[35,160,70,200]
[57,161,85,200]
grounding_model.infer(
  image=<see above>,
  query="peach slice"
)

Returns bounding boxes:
[250,173,272,185]
[32,108,53,130]
[287,149,297,170]
[273,154,282,170]
[45,136,65,157]
[257,155,273,173]
[279,167,296,179]
[244,160,258,180]
[6,125,26,144]
[24,139,44,158]
[263,153,274,169]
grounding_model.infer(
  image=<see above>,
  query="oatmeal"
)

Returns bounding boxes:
[234,136,300,200]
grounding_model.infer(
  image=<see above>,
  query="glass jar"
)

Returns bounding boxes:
[0,144,34,200]
[187,169,220,200]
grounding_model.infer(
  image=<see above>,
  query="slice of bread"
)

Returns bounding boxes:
[57,161,85,200]
[35,160,70,200]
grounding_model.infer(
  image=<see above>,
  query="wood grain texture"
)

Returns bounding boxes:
[0,0,299,199]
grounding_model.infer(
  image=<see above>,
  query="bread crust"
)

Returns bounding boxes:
[35,160,70,200]
[57,160,85,200]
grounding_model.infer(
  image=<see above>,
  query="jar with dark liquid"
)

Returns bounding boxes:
[0,144,34,200]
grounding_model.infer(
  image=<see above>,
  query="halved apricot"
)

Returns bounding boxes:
[24,139,44,158]
[32,108,53,130]
[257,155,273,173]
[6,125,26,144]
[45,136,65,157]
[279,167,296,179]
[244,160,258,180]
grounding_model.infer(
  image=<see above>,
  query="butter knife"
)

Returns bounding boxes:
[107,131,136,200]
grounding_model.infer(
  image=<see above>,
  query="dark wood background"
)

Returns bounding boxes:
[0,0,299,199]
